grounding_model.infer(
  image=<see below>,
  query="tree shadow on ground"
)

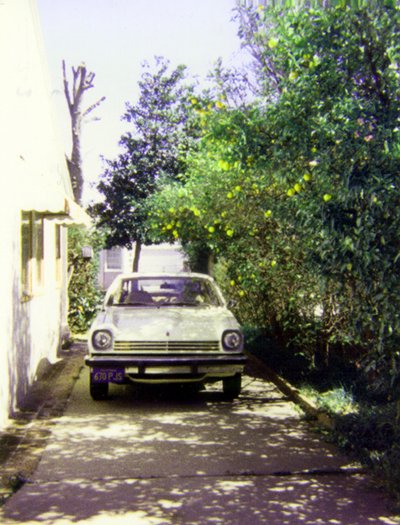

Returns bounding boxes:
[2,372,399,525]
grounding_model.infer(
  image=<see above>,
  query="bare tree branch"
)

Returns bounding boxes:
[62,60,105,204]
[83,96,106,117]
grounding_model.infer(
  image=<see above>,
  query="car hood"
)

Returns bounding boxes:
[92,306,239,341]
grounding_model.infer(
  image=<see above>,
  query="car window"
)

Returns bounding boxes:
[112,277,223,307]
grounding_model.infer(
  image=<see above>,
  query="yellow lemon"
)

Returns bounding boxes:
[268,37,278,49]
[218,160,230,171]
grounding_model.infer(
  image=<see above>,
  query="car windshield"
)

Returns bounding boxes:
[110,277,223,307]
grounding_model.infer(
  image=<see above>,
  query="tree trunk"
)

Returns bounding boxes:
[68,111,84,203]
[191,246,214,275]
[132,240,142,272]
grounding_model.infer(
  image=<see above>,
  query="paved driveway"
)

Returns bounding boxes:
[1,366,399,525]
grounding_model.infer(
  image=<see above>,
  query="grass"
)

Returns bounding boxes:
[244,326,400,505]
[298,383,400,506]
[299,384,358,416]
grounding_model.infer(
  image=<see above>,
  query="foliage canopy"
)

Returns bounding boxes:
[146,3,400,396]
[90,57,197,250]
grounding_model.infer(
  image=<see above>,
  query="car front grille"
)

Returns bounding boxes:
[113,341,220,353]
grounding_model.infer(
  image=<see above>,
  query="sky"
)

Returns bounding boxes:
[36,0,246,204]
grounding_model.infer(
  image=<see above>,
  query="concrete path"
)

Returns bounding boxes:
[1,364,399,525]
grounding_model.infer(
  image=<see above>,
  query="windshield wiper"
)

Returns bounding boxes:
[117,302,154,306]
[167,301,200,307]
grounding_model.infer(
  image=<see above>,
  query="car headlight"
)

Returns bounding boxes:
[92,330,113,351]
[222,330,243,351]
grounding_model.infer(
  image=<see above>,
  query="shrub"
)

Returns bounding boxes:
[67,226,104,334]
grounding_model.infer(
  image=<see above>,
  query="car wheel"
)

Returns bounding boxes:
[90,379,109,400]
[223,373,241,400]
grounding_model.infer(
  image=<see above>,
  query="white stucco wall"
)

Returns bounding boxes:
[0,207,18,428]
[0,211,69,429]
[0,0,73,429]
[139,244,187,273]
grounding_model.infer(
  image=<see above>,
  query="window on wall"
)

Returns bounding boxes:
[106,247,123,270]
[55,224,62,285]
[35,214,44,286]
[21,212,33,293]
[21,211,45,295]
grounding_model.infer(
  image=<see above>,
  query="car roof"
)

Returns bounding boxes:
[104,272,226,305]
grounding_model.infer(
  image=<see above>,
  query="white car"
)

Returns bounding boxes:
[85,273,246,400]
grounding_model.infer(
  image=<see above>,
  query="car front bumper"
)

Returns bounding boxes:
[85,354,247,383]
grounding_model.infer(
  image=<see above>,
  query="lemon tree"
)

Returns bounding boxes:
[147,3,400,389]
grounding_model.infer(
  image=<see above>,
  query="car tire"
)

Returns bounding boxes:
[90,379,109,400]
[223,373,241,400]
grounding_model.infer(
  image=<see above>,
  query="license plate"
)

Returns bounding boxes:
[91,368,125,383]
